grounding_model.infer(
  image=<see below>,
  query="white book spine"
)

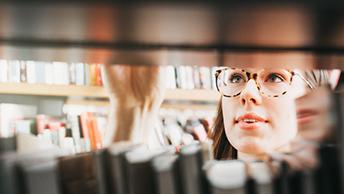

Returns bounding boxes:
[185,66,195,89]
[44,63,54,84]
[69,63,76,85]
[26,61,36,84]
[165,66,177,89]
[199,67,211,89]
[53,62,69,85]
[61,137,76,155]
[75,63,85,85]
[0,60,8,82]
[8,60,20,83]
[19,61,27,82]
[179,66,187,89]
[35,62,46,84]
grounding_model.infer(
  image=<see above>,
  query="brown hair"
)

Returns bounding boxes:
[211,69,332,160]
[211,100,237,160]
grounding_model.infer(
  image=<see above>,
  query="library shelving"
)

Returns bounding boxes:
[0,83,220,103]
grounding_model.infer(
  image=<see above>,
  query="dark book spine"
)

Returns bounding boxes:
[58,153,100,194]
[0,136,17,154]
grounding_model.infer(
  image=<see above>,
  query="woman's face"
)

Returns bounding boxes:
[221,69,306,155]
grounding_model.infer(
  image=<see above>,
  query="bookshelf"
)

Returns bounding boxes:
[0,83,220,103]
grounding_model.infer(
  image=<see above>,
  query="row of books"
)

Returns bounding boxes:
[0,140,339,194]
[0,103,218,154]
[0,60,218,90]
[0,60,103,86]
[0,103,107,153]
[165,66,219,90]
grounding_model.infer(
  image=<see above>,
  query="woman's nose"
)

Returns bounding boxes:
[240,79,263,106]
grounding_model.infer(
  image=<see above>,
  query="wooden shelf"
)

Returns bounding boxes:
[164,89,219,102]
[0,83,107,98]
[0,83,220,102]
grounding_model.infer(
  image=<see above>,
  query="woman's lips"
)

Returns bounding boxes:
[235,113,268,131]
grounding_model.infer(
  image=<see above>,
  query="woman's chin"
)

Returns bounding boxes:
[236,138,268,155]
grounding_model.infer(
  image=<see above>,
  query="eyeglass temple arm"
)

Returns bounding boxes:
[294,72,316,90]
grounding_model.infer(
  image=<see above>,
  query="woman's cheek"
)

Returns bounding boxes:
[269,99,298,145]
[222,100,236,128]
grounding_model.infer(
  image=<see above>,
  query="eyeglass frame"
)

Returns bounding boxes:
[215,68,315,98]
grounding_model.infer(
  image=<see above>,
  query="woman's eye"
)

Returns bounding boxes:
[229,74,245,83]
[266,73,285,83]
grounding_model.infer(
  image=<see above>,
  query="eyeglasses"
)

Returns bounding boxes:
[215,68,315,98]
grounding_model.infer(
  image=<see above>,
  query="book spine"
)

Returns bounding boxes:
[19,61,27,83]
[95,64,103,86]
[85,64,91,86]
[185,66,195,89]
[75,63,85,85]
[69,63,76,85]
[199,67,211,89]
[21,160,61,194]
[45,63,54,84]
[0,60,8,83]
[35,62,46,84]
[8,60,20,83]
[53,62,69,85]
[26,61,36,84]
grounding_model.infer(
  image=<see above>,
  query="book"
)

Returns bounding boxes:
[85,64,91,86]
[75,63,85,85]
[199,67,212,89]
[152,154,182,194]
[19,158,60,194]
[125,147,166,194]
[93,149,112,194]
[7,60,20,83]
[193,66,201,89]
[19,61,27,83]
[249,162,273,194]
[34,62,46,84]
[107,142,142,194]
[0,103,37,137]
[45,62,54,84]
[0,60,8,83]
[185,66,195,89]
[86,112,103,150]
[53,62,69,85]
[69,63,77,85]
[26,61,36,84]
[177,66,187,89]
[0,136,16,154]
[95,64,103,86]
[206,160,246,194]
[58,152,100,194]
[90,64,97,86]
[165,66,177,89]
[179,143,207,194]
[0,148,65,194]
